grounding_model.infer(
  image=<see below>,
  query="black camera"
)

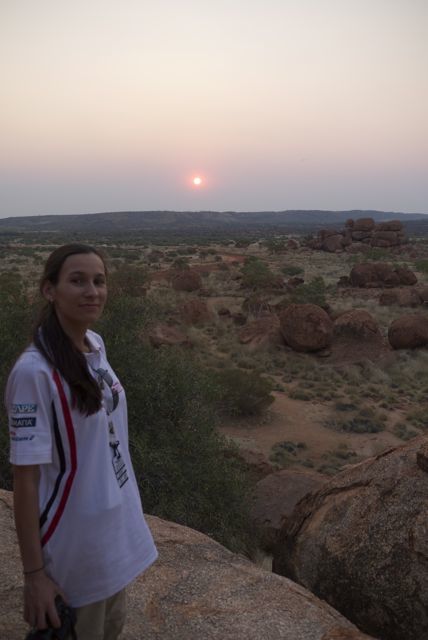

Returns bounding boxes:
[25,595,77,639]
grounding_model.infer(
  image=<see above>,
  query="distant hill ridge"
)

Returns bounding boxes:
[0,209,427,233]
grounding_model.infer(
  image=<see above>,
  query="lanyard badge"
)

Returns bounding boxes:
[93,367,128,488]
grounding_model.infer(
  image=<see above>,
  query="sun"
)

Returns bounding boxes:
[192,176,202,186]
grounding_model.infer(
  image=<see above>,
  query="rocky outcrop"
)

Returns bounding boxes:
[171,270,202,292]
[329,310,386,363]
[308,218,407,253]
[238,315,284,352]
[388,313,428,349]
[179,299,211,325]
[234,448,275,478]
[322,233,345,253]
[379,288,422,307]
[351,218,376,232]
[333,310,380,339]
[349,263,417,288]
[0,490,377,640]
[273,437,428,640]
[279,304,333,352]
[416,285,428,303]
[251,469,327,551]
[393,266,418,285]
[148,324,192,348]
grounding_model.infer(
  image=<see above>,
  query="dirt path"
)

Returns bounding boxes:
[219,390,402,471]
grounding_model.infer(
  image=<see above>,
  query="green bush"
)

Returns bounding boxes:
[240,257,276,290]
[97,296,257,554]
[172,257,190,270]
[282,264,304,277]
[264,238,286,253]
[270,440,306,468]
[290,276,327,307]
[348,247,390,263]
[122,349,255,553]
[393,423,419,441]
[325,406,385,434]
[213,368,275,417]
[414,259,428,274]
[0,274,257,554]
[0,272,34,490]
[405,408,428,430]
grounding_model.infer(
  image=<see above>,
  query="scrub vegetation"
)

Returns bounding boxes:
[2,226,428,553]
[0,262,258,555]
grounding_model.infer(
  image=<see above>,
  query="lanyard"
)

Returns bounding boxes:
[90,366,119,414]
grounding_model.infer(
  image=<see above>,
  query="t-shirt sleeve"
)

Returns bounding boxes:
[5,357,54,465]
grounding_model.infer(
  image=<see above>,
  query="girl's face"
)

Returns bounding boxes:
[43,252,107,331]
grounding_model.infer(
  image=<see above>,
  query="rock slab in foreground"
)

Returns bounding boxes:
[126,517,376,640]
[0,490,377,640]
[273,437,428,640]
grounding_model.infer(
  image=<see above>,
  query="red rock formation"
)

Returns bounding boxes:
[0,489,379,640]
[273,437,428,640]
[388,313,428,349]
[333,310,380,339]
[238,315,284,351]
[349,263,416,288]
[279,304,333,352]
[352,217,375,232]
[379,289,422,307]
[395,265,418,285]
[251,469,327,552]
[171,269,202,292]
[148,324,192,348]
[309,217,407,253]
[179,299,211,325]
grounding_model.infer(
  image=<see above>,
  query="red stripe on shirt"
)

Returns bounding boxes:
[41,371,77,546]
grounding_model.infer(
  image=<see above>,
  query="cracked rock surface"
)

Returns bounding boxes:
[0,489,376,639]
[273,437,428,640]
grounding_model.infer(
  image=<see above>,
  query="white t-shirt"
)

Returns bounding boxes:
[6,330,158,607]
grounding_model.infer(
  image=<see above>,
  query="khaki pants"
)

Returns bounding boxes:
[73,589,126,640]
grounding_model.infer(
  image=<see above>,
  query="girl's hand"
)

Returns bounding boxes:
[24,570,66,630]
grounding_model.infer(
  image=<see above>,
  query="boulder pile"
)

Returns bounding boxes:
[308,218,407,253]
[343,263,417,288]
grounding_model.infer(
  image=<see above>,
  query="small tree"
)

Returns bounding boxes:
[241,257,276,290]
[291,276,327,307]
[213,368,275,417]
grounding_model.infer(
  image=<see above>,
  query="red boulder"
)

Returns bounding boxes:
[279,304,333,352]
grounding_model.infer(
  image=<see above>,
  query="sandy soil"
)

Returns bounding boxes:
[219,390,403,471]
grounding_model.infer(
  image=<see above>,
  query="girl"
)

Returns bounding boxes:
[6,244,157,639]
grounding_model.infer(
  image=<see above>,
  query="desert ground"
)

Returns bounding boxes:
[2,225,428,482]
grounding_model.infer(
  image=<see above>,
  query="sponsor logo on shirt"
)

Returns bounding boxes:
[11,417,37,428]
[12,403,38,414]
[11,434,35,442]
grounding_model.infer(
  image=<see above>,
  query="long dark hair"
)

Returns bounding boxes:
[33,243,107,415]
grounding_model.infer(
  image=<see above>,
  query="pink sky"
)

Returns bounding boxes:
[1,0,427,217]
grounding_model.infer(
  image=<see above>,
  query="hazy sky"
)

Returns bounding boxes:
[1,0,427,217]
